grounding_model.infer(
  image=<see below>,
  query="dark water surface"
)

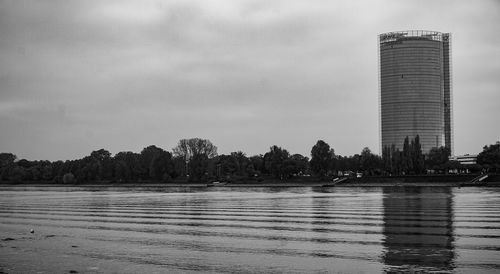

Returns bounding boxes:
[1,186,499,273]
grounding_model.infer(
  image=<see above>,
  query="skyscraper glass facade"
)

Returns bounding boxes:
[379,30,453,154]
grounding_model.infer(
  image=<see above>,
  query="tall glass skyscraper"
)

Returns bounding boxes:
[379,30,453,154]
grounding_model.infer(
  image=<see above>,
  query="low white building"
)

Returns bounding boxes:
[449,154,477,165]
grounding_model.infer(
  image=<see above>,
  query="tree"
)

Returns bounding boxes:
[477,141,500,172]
[173,138,218,162]
[391,145,402,175]
[0,153,16,181]
[282,154,309,177]
[382,136,425,175]
[114,151,142,180]
[16,159,32,169]
[249,155,264,176]
[9,166,26,183]
[402,136,411,174]
[412,135,424,174]
[149,151,174,181]
[115,160,131,182]
[264,145,290,179]
[90,149,111,162]
[90,149,113,180]
[173,138,217,178]
[230,151,250,176]
[360,147,382,175]
[39,160,54,181]
[213,154,237,178]
[444,160,462,174]
[382,145,392,174]
[0,153,16,166]
[426,146,451,172]
[188,153,209,182]
[172,156,188,178]
[310,140,334,178]
[289,154,309,175]
[140,145,165,179]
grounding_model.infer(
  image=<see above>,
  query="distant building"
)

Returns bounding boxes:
[449,154,477,165]
[379,30,453,154]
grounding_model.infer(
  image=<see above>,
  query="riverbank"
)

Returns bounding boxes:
[1,174,499,188]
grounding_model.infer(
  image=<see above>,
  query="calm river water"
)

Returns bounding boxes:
[1,186,499,273]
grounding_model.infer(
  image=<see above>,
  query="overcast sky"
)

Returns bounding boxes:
[1,0,499,161]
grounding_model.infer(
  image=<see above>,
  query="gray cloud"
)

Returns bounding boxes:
[1,0,499,160]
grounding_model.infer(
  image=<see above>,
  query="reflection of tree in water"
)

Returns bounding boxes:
[382,187,455,272]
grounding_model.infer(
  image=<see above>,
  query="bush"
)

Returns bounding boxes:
[62,173,76,184]
[53,175,63,184]
[9,166,26,183]
[162,173,172,183]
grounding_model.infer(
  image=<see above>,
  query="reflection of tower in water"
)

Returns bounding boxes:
[382,187,455,272]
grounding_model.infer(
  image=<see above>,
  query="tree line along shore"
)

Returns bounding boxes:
[1,138,499,185]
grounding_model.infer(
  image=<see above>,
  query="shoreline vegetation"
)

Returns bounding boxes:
[1,174,500,188]
[1,138,500,187]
